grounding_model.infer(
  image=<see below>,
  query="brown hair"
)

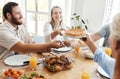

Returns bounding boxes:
[3,2,18,19]
[50,6,63,29]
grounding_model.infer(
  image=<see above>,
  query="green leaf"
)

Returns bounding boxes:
[75,15,80,21]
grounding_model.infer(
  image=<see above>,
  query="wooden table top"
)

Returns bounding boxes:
[0,49,100,79]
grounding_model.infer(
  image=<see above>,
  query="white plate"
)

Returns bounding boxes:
[4,55,30,66]
[97,66,110,78]
[53,47,72,52]
[82,47,94,59]
[83,51,94,59]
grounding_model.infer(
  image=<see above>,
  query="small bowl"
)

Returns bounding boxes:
[0,68,24,79]
[19,71,49,79]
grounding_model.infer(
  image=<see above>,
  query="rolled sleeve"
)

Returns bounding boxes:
[0,31,21,50]
[94,48,115,78]
[97,24,109,37]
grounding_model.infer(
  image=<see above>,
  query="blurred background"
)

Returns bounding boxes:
[0,0,119,36]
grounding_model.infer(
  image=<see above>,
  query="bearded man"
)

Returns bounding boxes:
[0,2,64,59]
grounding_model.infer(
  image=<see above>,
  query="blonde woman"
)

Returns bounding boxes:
[44,6,67,43]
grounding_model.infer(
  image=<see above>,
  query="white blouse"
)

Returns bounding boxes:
[43,22,67,43]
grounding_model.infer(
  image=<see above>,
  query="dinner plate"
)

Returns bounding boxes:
[4,55,30,66]
[82,46,94,59]
[97,66,110,78]
[83,51,94,59]
[53,47,72,52]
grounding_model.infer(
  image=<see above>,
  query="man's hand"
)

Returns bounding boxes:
[80,34,93,44]
[80,34,97,53]
[49,41,65,49]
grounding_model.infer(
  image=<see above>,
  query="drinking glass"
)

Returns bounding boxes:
[105,47,111,56]
[29,56,37,70]
[74,46,80,54]
[81,71,91,79]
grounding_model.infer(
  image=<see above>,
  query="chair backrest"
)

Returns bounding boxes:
[32,36,45,43]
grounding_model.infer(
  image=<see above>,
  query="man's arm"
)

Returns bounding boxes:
[91,24,109,42]
[10,41,63,53]
[91,33,101,41]
[81,34,97,53]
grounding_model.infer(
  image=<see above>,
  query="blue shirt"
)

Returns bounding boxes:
[97,24,110,47]
[94,48,115,79]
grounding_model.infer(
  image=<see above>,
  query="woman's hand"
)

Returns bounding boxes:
[51,28,65,39]
[63,40,71,47]
[56,28,65,35]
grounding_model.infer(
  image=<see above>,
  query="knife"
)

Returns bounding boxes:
[23,58,45,65]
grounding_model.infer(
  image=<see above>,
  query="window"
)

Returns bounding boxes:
[103,0,113,25]
[0,1,4,23]
[0,0,72,36]
[26,0,49,36]
[26,0,72,36]
[103,0,120,24]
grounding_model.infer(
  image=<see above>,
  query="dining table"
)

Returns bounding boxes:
[0,47,101,79]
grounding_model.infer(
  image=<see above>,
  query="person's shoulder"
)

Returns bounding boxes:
[101,23,110,30]
[44,21,52,27]
[0,23,8,30]
[103,23,110,28]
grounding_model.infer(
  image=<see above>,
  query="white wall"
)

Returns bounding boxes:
[71,0,84,16]
[72,0,106,33]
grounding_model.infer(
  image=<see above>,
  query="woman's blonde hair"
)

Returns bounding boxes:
[110,13,120,40]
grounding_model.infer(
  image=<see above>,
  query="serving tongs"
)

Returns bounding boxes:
[49,52,59,57]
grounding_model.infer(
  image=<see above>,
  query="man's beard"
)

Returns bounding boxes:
[11,15,23,25]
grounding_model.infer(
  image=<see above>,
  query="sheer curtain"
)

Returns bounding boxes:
[103,0,113,25]
[103,0,120,25]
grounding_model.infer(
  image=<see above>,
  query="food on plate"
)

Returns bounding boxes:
[19,71,47,79]
[2,68,23,79]
[43,55,72,72]
[65,28,85,37]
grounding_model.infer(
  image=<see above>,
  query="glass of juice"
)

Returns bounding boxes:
[29,56,37,70]
[74,46,80,54]
[81,71,91,79]
[105,47,111,56]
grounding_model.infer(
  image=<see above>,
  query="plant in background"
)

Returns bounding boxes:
[71,13,88,30]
